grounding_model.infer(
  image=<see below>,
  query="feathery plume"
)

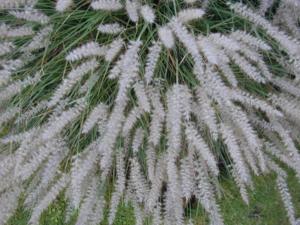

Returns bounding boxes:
[180,155,194,200]
[126,0,140,22]
[108,151,126,225]
[56,0,73,12]
[15,100,48,124]
[0,0,36,9]
[169,18,203,64]
[0,41,15,56]
[98,40,142,175]
[0,187,21,225]
[29,174,69,225]
[89,196,105,225]
[144,41,162,84]
[70,144,99,207]
[98,23,124,35]
[22,25,53,52]
[0,106,20,127]
[9,9,49,24]
[185,122,219,176]
[132,128,144,153]
[42,98,87,140]
[148,87,165,147]
[178,8,205,23]
[105,38,124,62]
[277,175,296,225]
[91,0,123,11]
[158,26,175,49]
[130,157,149,203]
[134,82,151,113]
[122,107,143,136]
[82,103,108,134]
[194,158,224,225]
[229,2,300,62]
[0,72,41,103]
[229,31,271,51]
[140,5,155,23]
[0,23,34,38]
[75,178,98,225]
[66,42,107,62]
[194,88,219,139]
[48,59,99,107]
[220,122,251,185]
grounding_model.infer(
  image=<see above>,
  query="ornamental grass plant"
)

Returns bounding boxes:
[0,0,300,224]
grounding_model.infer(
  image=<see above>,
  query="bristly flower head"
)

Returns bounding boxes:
[0,0,300,224]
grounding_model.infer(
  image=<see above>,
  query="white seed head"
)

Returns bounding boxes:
[158,26,175,49]
[140,5,155,23]
[56,0,73,12]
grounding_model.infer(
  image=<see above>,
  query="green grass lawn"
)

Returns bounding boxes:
[8,170,300,225]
